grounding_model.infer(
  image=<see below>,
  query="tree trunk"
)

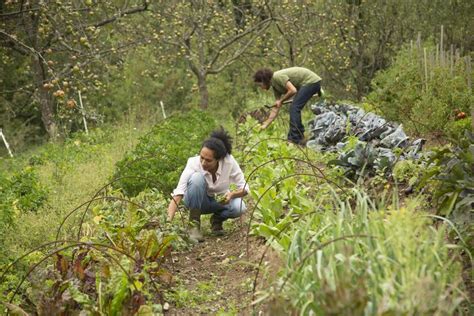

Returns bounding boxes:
[197,72,209,109]
[32,56,58,140]
[21,1,58,140]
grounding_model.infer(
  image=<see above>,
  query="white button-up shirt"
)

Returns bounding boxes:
[172,154,249,196]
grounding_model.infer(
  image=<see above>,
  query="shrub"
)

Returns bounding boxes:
[368,43,472,137]
[8,167,49,212]
[0,167,48,214]
[0,167,48,261]
[113,110,217,196]
[419,132,474,221]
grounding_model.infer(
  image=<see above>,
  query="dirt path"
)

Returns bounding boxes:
[163,218,271,315]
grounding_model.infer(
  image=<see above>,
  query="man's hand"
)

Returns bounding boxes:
[275,99,283,108]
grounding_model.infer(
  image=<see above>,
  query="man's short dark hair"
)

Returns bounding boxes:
[253,68,273,86]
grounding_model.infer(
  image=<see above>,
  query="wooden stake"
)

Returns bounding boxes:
[423,48,428,91]
[450,44,454,75]
[440,25,444,66]
[0,128,14,157]
[429,50,434,81]
[466,56,472,92]
[160,101,167,119]
[435,44,439,66]
[78,91,89,134]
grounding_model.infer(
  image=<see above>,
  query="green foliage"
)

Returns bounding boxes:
[417,133,474,249]
[7,167,48,213]
[238,117,467,314]
[113,110,217,196]
[252,185,466,314]
[2,0,474,143]
[165,278,222,311]
[368,44,473,136]
[392,159,422,186]
[1,187,187,314]
[446,118,472,141]
[96,47,194,123]
[0,167,48,256]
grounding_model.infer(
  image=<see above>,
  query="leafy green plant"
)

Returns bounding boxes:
[0,166,48,257]
[7,167,49,213]
[392,159,422,186]
[419,133,474,217]
[446,117,472,141]
[254,190,466,315]
[1,187,183,314]
[113,109,217,196]
[238,117,466,314]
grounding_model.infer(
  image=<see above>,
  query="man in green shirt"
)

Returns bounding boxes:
[253,67,322,145]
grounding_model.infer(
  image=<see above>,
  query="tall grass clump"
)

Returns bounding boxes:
[270,189,467,315]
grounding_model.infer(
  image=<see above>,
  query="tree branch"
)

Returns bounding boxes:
[0,30,45,61]
[94,1,149,28]
[0,6,39,18]
[208,17,271,69]
[208,24,268,74]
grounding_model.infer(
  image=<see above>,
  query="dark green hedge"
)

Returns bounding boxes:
[112,110,217,196]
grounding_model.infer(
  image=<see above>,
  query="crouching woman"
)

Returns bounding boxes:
[166,128,249,242]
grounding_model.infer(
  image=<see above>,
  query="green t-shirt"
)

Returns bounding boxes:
[271,67,321,98]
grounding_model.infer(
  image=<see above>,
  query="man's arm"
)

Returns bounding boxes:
[261,81,297,129]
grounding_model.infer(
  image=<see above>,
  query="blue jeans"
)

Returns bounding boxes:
[183,172,246,220]
[288,81,322,144]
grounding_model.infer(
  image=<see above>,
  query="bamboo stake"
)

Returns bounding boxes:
[429,50,434,81]
[450,44,454,75]
[0,128,14,157]
[423,47,428,91]
[440,25,444,66]
[78,91,89,135]
[466,56,472,92]
[160,101,167,119]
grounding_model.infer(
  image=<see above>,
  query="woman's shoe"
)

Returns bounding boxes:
[210,214,224,236]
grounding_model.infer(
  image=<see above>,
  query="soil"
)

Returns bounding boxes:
[162,216,281,315]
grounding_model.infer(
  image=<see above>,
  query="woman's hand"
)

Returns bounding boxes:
[223,191,233,204]
[260,121,270,130]
[167,195,182,221]
[222,188,247,204]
